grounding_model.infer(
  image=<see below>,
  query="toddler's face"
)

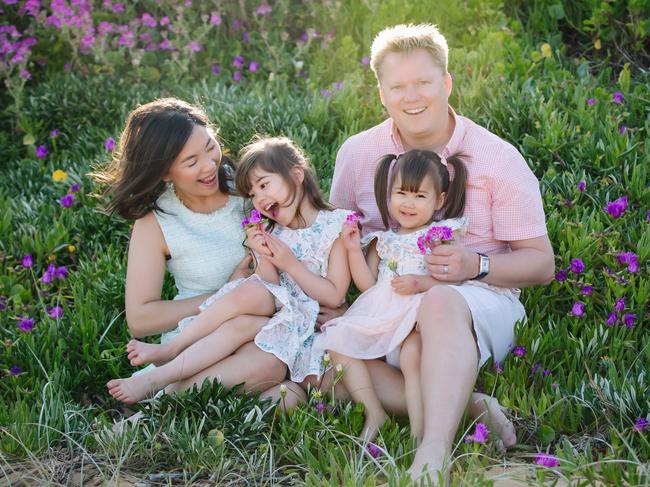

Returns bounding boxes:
[389,174,443,230]
[247,168,302,227]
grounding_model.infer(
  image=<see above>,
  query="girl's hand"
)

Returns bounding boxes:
[391,274,437,295]
[245,225,272,256]
[264,234,300,273]
[341,222,361,252]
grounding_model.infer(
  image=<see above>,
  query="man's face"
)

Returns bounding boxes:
[378,49,452,146]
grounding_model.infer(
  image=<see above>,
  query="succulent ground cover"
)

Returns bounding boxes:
[0,1,648,485]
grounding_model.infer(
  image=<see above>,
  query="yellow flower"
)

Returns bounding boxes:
[52,169,68,182]
[279,384,287,398]
[322,353,331,367]
[48,254,56,262]
[311,389,322,400]
[594,39,601,50]
[68,245,76,253]
[540,43,552,58]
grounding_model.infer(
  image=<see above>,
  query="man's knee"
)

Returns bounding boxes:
[418,286,471,331]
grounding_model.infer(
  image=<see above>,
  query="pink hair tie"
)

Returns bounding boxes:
[439,155,448,167]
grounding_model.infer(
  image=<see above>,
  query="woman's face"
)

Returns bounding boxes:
[165,124,222,199]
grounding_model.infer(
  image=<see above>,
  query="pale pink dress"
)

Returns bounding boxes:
[316,217,466,367]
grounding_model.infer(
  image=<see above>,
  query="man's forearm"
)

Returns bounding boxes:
[480,247,555,288]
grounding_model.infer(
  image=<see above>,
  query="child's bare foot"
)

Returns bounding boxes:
[470,393,516,448]
[106,373,164,404]
[361,411,389,442]
[126,339,174,367]
[407,444,446,486]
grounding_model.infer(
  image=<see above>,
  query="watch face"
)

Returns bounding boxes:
[480,255,490,273]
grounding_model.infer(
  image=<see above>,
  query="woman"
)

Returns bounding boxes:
[96,98,286,400]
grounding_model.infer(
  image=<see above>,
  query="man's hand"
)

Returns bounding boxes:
[316,302,349,328]
[424,243,478,283]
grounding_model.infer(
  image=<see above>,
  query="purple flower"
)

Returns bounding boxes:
[22,253,33,268]
[577,180,586,192]
[345,212,361,225]
[187,41,202,52]
[54,266,68,279]
[464,422,489,443]
[19,69,31,79]
[242,31,250,43]
[580,285,593,296]
[315,401,325,413]
[320,89,332,98]
[209,12,221,25]
[159,39,173,50]
[493,361,503,374]
[570,258,585,274]
[248,61,259,72]
[0,296,7,312]
[232,19,241,30]
[333,81,343,90]
[8,365,21,376]
[111,3,124,13]
[18,317,35,332]
[233,71,241,82]
[41,263,55,283]
[511,345,526,357]
[612,91,624,104]
[59,194,75,208]
[233,55,244,68]
[587,98,595,106]
[647,209,650,223]
[361,56,369,65]
[160,16,170,26]
[70,184,80,193]
[622,313,636,329]
[50,128,60,138]
[249,209,262,224]
[615,297,625,312]
[606,312,617,326]
[571,301,585,317]
[104,137,115,151]
[555,269,567,282]
[141,13,156,27]
[605,196,628,219]
[48,306,63,318]
[35,145,48,158]
[617,252,639,273]
[634,418,649,432]
[366,442,382,458]
[212,63,220,75]
[619,124,627,135]
[535,453,560,467]
[255,3,272,15]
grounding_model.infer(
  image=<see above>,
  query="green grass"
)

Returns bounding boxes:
[1,1,648,485]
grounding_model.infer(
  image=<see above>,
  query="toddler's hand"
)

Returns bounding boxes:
[341,222,361,252]
[391,274,426,295]
[245,226,272,256]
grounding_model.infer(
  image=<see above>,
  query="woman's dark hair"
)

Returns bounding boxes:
[374,149,466,229]
[92,97,235,220]
[235,136,333,228]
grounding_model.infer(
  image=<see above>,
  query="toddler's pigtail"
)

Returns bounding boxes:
[440,154,467,219]
[374,154,397,229]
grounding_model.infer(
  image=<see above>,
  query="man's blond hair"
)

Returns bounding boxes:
[370,24,448,78]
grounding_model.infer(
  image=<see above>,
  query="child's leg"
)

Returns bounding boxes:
[329,350,388,442]
[400,330,424,443]
[107,315,269,404]
[259,380,307,412]
[127,280,275,366]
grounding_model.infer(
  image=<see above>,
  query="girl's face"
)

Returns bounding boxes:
[164,124,222,200]
[389,174,444,230]
[247,167,304,227]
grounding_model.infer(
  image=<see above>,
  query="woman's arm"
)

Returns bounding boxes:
[125,213,210,338]
[264,235,351,308]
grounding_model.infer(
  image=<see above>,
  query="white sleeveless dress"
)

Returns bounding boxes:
[153,185,246,343]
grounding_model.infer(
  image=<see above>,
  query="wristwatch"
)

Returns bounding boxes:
[473,253,490,280]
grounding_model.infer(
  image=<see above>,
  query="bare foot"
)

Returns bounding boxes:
[106,373,165,404]
[126,339,174,367]
[407,443,446,487]
[361,411,389,442]
[470,393,516,448]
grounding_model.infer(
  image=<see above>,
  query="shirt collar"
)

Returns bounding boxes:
[388,118,405,154]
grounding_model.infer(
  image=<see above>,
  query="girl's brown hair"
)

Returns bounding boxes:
[235,136,332,227]
[374,149,466,229]
[92,98,235,220]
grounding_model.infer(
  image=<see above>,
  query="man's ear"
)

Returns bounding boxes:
[378,83,386,107]
[444,72,453,97]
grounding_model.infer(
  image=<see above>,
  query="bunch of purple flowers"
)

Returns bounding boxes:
[241,209,268,229]
[417,226,454,254]
[344,212,360,225]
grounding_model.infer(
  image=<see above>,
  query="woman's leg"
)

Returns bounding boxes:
[107,316,270,403]
[329,351,388,441]
[127,280,275,366]
[408,286,477,483]
[399,331,424,444]
[259,380,307,412]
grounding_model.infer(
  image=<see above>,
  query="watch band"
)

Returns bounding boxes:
[473,253,489,280]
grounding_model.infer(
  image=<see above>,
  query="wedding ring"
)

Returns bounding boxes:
[443,265,449,274]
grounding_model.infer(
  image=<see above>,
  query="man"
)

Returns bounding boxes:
[329,24,554,481]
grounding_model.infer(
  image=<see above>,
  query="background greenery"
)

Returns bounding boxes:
[1,0,648,485]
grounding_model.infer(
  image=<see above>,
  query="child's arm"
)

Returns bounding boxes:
[341,222,379,292]
[264,234,350,308]
[391,274,440,295]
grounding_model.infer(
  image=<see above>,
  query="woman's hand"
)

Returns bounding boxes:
[229,253,254,281]
[341,222,361,252]
[264,234,300,273]
[245,225,272,256]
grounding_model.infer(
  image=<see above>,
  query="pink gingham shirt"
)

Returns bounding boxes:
[330,108,548,255]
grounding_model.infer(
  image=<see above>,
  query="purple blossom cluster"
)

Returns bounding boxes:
[464,422,489,444]
[241,209,266,229]
[535,453,560,467]
[604,196,628,219]
[605,297,636,328]
[41,263,68,284]
[417,225,453,254]
[345,212,360,225]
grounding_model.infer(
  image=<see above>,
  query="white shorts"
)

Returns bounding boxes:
[385,283,525,369]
